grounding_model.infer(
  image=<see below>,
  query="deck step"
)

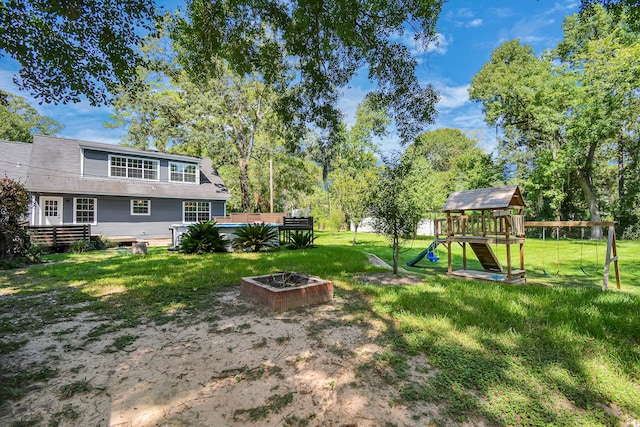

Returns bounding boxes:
[469,242,503,272]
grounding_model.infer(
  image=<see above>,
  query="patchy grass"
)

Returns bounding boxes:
[1,231,639,426]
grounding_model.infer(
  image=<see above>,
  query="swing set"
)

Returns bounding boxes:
[525,221,621,290]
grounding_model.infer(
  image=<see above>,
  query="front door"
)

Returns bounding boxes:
[40,196,63,225]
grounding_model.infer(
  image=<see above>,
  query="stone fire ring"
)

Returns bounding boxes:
[240,272,333,312]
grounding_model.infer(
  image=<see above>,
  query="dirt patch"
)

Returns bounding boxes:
[1,288,441,427]
[354,272,427,287]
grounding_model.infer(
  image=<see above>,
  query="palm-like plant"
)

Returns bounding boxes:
[180,221,227,254]
[288,231,316,249]
[232,223,278,252]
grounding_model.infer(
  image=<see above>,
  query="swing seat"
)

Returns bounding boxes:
[426,251,439,262]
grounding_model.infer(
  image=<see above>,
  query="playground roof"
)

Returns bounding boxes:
[442,186,525,212]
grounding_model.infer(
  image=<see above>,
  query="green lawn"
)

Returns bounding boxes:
[1,231,639,426]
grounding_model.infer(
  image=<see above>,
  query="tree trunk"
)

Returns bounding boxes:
[576,168,603,239]
[239,158,251,212]
[618,130,624,201]
[352,224,358,246]
[392,233,399,275]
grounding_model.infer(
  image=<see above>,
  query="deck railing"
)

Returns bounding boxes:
[27,224,91,247]
[437,214,524,238]
[213,212,286,224]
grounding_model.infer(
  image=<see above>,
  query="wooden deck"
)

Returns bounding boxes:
[449,269,526,285]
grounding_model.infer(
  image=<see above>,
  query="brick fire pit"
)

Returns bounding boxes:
[240,272,333,312]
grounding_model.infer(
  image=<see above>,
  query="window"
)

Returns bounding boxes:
[131,199,151,216]
[109,155,158,180]
[183,201,210,223]
[74,198,96,224]
[170,162,198,183]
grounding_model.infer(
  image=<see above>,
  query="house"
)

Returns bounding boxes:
[0,135,230,240]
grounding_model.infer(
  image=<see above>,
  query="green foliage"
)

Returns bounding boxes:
[175,0,443,142]
[90,235,116,251]
[180,221,228,254]
[402,128,504,213]
[109,38,289,211]
[288,231,316,250]
[0,90,63,142]
[0,0,156,105]
[369,155,425,274]
[0,177,32,266]
[469,5,639,238]
[69,240,93,254]
[68,236,115,253]
[232,223,278,252]
[329,98,388,243]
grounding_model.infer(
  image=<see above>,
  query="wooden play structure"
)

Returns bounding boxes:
[437,186,526,284]
[427,186,621,289]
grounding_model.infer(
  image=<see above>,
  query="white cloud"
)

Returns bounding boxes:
[467,19,483,28]
[337,85,368,128]
[424,33,450,55]
[544,1,580,15]
[391,30,450,56]
[436,85,470,110]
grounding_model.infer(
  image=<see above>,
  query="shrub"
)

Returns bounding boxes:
[0,178,32,265]
[288,231,316,250]
[90,235,116,250]
[180,221,227,254]
[69,240,93,253]
[232,223,278,252]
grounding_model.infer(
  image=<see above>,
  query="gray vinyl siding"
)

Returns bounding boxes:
[82,149,199,183]
[37,194,225,239]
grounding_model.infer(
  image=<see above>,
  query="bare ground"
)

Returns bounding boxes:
[1,273,455,427]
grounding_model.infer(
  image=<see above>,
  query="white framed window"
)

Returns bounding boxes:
[109,155,159,181]
[183,201,210,223]
[73,198,97,224]
[170,162,198,183]
[131,199,151,216]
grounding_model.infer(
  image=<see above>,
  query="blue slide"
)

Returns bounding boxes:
[407,241,439,267]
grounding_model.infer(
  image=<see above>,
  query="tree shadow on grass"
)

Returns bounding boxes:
[360,277,640,425]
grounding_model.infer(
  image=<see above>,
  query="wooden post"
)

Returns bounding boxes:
[481,213,486,236]
[603,225,621,291]
[462,242,467,270]
[269,158,274,214]
[505,216,512,280]
[447,212,452,275]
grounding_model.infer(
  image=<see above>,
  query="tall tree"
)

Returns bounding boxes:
[0,90,63,142]
[175,0,442,143]
[329,97,390,244]
[111,64,287,212]
[403,128,504,210]
[0,0,156,105]
[469,5,639,238]
[369,153,424,274]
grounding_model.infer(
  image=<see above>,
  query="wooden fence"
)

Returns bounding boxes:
[27,224,91,248]
[213,213,286,224]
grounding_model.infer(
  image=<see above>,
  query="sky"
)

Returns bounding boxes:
[0,0,580,154]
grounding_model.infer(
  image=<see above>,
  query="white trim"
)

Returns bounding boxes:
[130,199,151,216]
[40,196,63,226]
[169,161,199,184]
[73,197,97,225]
[108,154,160,181]
[182,201,211,223]
[80,143,202,163]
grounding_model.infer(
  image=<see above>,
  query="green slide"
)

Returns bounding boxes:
[407,241,438,266]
